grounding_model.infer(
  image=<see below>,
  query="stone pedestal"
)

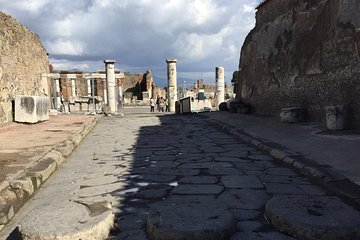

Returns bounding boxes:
[15,96,50,123]
[104,60,116,114]
[326,105,347,130]
[280,107,305,123]
[166,59,178,112]
[215,67,225,110]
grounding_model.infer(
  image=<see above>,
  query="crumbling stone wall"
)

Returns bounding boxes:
[122,72,153,100]
[255,0,297,26]
[238,0,360,127]
[0,12,49,125]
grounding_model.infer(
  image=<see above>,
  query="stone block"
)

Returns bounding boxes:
[280,107,305,123]
[229,101,242,113]
[15,95,49,123]
[234,102,251,114]
[325,105,348,130]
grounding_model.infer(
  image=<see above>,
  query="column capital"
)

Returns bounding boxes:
[166,59,177,64]
[104,59,116,64]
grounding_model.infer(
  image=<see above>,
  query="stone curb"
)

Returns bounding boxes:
[0,115,101,231]
[204,117,360,208]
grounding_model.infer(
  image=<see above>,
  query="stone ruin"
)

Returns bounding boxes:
[0,11,166,121]
[236,0,360,129]
[0,12,50,126]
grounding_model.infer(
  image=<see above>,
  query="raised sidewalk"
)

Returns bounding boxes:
[201,111,360,206]
[0,114,99,230]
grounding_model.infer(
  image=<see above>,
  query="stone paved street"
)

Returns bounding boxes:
[3,108,360,240]
[106,111,308,239]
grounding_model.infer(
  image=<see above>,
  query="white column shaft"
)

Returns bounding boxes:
[87,79,92,96]
[215,67,225,110]
[166,59,178,112]
[104,60,116,113]
[71,79,76,97]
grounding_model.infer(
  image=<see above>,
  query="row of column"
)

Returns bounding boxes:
[166,59,225,111]
[55,59,225,114]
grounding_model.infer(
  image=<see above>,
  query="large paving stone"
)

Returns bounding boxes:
[115,230,148,240]
[214,156,249,162]
[205,168,244,176]
[116,213,148,230]
[150,161,180,168]
[131,174,177,183]
[229,209,261,221]
[179,176,218,184]
[179,162,233,169]
[259,175,311,185]
[218,189,270,210]
[172,184,224,195]
[265,183,327,196]
[221,175,264,189]
[234,162,267,172]
[134,185,172,199]
[265,167,297,176]
[158,168,200,176]
[147,196,236,240]
[265,195,360,240]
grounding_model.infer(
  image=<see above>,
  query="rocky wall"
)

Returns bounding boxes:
[238,0,360,127]
[0,12,49,126]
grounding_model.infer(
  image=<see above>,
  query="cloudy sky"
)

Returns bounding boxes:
[0,0,261,87]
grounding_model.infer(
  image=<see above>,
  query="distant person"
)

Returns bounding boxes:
[117,93,123,113]
[150,98,155,112]
[159,97,165,112]
[156,95,160,112]
[165,98,169,112]
[61,93,70,114]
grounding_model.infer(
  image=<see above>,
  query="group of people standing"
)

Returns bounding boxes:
[150,96,169,112]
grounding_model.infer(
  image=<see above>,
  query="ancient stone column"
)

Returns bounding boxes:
[71,79,76,97]
[55,78,61,110]
[215,67,225,110]
[103,79,108,105]
[166,59,178,112]
[104,60,116,114]
[87,79,91,96]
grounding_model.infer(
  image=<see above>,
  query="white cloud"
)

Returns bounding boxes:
[45,39,86,56]
[0,0,258,86]
[2,0,49,15]
[50,58,92,71]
